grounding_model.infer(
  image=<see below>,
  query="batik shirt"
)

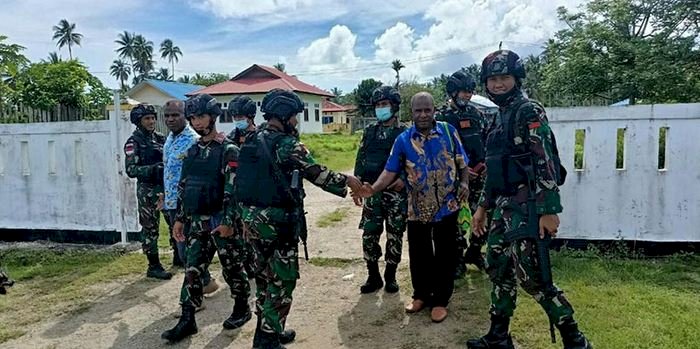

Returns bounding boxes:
[163,126,198,210]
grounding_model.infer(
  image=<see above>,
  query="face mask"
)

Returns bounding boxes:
[234,119,249,130]
[375,107,392,121]
[455,98,469,109]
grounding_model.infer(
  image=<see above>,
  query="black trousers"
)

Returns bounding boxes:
[407,212,458,307]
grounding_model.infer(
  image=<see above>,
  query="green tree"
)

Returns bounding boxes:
[52,19,82,60]
[398,80,441,122]
[190,73,230,86]
[330,87,343,102]
[177,75,192,84]
[157,67,171,81]
[132,34,155,84]
[115,31,136,65]
[110,59,131,91]
[44,52,61,64]
[0,35,29,108]
[391,59,405,88]
[541,0,700,106]
[160,39,182,79]
[14,60,110,111]
[352,78,383,118]
[273,62,286,72]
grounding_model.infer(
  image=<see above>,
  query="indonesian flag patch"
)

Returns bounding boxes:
[124,143,135,156]
[528,121,541,130]
[460,120,471,128]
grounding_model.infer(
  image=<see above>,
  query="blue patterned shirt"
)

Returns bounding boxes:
[385,121,468,222]
[163,126,199,210]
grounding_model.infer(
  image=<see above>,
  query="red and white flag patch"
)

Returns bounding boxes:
[124,143,135,156]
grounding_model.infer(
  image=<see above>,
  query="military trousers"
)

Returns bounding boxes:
[245,219,299,335]
[486,205,575,324]
[179,213,250,308]
[136,183,161,256]
[359,190,407,266]
[164,210,212,285]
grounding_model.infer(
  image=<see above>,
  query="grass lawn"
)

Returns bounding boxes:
[300,132,361,171]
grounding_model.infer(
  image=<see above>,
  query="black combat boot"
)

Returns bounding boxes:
[464,244,486,270]
[557,318,593,349]
[222,297,252,330]
[384,263,400,293]
[161,305,198,342]
[147,254,173,280]
[279,328,296,344]
[360,261,383,294]
[466,315,515,349]
[257,331,286,349]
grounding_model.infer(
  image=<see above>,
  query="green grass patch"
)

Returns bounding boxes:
[300,132,361,171]
[0,248,149,343]
[307,257,359,268]
[509,252,700,349]
[316,208,350,228]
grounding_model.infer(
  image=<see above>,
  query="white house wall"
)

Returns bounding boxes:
[128,87,172,107]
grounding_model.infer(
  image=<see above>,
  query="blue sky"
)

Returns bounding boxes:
[1,0,586,92]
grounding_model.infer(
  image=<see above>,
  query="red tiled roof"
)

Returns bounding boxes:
[187,64,333,97]
[322,100,356,112]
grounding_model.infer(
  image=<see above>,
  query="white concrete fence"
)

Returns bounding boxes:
[0,97,698,243]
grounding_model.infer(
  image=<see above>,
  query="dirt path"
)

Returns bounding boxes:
[3,184,495,349]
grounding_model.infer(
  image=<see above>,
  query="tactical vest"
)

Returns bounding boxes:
[236,131,299,208]
[484,100,566,197]
[361,124,404,183]
[181,143,225,215]
[439,106,486,167]
[132,131,164,184]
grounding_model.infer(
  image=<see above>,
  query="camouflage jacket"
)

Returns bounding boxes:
[239,124,349,223]
[479,94,563,215]
[124,128,165,189]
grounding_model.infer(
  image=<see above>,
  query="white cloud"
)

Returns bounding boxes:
[296,25,362,68]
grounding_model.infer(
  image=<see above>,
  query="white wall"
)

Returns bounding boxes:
[128,87,172,107]
[549,103,700,242]
[0,109,139,234]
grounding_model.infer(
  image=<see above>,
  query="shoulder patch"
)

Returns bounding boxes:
[459,120,471,128]
[124,140,135,156]
[213,132,227,144]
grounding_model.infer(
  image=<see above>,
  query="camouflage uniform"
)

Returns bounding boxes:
[124,127,165,256]
[480,93,574,325]
[238,125,349,336]
[0,265,13,294]
[436,103,489,271]
[175,133,249,308]
[354,121,408,266]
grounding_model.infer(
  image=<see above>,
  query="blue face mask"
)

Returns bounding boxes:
[234,119,249,130]
[375,107,392,121]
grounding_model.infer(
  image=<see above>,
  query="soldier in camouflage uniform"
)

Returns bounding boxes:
[467,50,592,349]
[436,70,489,277]
[353,85,407,294]
[237,89,362,349]
[123,104,172,280]
[227,96,259,279]
[161,94,251,342]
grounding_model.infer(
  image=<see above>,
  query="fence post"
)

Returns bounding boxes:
[109,91,128,244]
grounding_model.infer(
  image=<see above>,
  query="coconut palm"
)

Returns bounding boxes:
[391,59,405,88]
[52,19,82,60]
[177,75,192,84]
[115,31,136,64]
[110,59,131,91]
[132,34,155,80]
[160,39,182,80]
[45,52,61,63]
[157,67,171,81]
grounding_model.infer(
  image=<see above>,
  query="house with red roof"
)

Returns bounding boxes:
[187,64,333,134]
[321,100,357,133]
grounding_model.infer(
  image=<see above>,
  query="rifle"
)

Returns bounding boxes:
[259,135,309,260]
[507,153,557,344]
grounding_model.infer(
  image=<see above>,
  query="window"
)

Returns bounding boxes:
[574,129,585,170]
[257,101,261,106]
[315,109,320,122]
[616,128,626,170]
[220,111,233,123]
[314,103,320,108]
[223,102,228,108]
[304,108,309,121]
[322,116,333,124]
[658,127,669,170]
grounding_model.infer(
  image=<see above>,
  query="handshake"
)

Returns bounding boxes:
[346,175,373,201]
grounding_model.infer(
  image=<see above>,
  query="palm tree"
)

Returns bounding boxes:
[115,31,136,65]
[45,52,61,63]
[177,75,192,84]
[110,59,131,91]
[132,34,155,80]
[160,39,182,80]
[391,59,405,88]
[157,67,171,81]
[273,62,286,72]
[330,87,343,102]
[52,19,82,60]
